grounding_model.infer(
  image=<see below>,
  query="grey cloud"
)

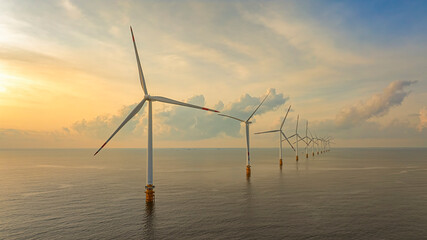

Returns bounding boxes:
[335,80,416,128]
[222,88,288,120]
[310,118,425,144]
[72,103,145,139]
[157,88,288,140]
[71,89,288,141]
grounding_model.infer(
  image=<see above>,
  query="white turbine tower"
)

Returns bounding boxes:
[94,27,219,203]
[302,121,312,158]
[218,92,270,176]
[314,132,320,155]
[289,115,300,161]
[309,130,315,157]
[254,105,295,166]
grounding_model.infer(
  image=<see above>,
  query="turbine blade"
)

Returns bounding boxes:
[281,131,295,151]
[94,98,146,156]
[218,113,245,122]
[293,136,307,145]
[300,137,308,145]
[130,26,148,95]
[306,121,308,137]
[280,105,291,130]
[296,114,299,132]
[246,91,270,122]
[151,96,219,113]
[254,129,280,134]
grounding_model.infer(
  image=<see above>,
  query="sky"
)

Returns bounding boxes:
[0,0,426,149]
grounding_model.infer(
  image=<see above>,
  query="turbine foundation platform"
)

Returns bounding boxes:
[145,184,155,203]
[306,153,308,158]
[279,159,283,166]
[246,165,251,177]
[312,152,314,156]
[296,155,299,161]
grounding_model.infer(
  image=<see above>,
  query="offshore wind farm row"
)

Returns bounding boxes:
[94,27,333,203]
[3,2,427,239]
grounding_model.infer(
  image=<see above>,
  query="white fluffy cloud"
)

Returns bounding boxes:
[71,88,287,141]
[72,103,145,138]
[335,80,416,128]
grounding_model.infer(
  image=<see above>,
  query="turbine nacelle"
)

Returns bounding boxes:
[94,27,219,157]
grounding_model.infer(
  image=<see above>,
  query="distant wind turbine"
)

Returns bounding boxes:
[301,121,312,158]
[309,130,315,156]
[94,27,219,203]
[289,115,300,161]
[254,105,295,166]
[314,132,320,155]
[218,92,270,176]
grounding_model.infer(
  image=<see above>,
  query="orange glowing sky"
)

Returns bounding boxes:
[0,0,426,148]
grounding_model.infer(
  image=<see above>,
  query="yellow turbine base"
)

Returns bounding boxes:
[312,152,314,156]
[246,165,251,177]
[279,159,283,166]
[306,153,308,158]
[296,155,299,161]
[145,185,155,203]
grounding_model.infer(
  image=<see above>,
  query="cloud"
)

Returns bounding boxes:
[221,88,287,119]
[303,116,426,147]
[71,103,145,139]
[156,88,287,140]
[60,0,82,18]
[246,9,367,67]
[418,107,427,132]
[0,128,78,148]
[335,80,416,128]
[69,88,288,141]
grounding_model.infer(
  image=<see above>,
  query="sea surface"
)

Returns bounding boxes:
[1,148,426,239]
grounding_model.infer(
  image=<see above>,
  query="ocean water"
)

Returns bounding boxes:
[1,148,426,239]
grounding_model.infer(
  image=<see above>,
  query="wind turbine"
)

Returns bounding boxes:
[218,92,270,176]
[314,132,320,155]
[309,130,315,157]
[301,121,312,158]
[327,137,331,152]
[320,138,325,153]
[93,27,219,203]
[254,105,295,166]
[289,115,300,161]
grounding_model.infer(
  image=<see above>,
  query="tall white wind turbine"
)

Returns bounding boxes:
[94,27,219,203]
[218,92,270,176]
[254,105,295,166]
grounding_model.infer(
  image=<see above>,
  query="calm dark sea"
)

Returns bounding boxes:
[1,148,426,239]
